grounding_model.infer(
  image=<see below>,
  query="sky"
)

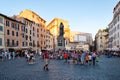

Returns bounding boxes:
[0,0,120,39]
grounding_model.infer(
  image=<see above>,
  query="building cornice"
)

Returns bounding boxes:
[113,1,120,12]
[0,13,24,24]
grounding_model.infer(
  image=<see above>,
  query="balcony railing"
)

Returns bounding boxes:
[7,43,17,47]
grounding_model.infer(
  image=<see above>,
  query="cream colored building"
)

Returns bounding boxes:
[70,31,93,51]
[95,29,108,52]
[108,1,120,49]
[0,14,5,50]
[70,31,93,45]
[46,18,70,49]
[70,31,80,42]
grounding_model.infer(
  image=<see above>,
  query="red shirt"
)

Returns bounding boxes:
[64,53,68,58]
[44,52,49,59]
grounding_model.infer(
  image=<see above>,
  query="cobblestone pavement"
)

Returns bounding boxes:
[0,55,120,80]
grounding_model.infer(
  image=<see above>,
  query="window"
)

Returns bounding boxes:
[100,44,103,48]
[114,27,117,32]
[100,37,102,39]
[0,26,3,31]
[16,41,19,46]
[7,30,10,35]
[22,42,24,46]
[33,27,34,31]
[118,16,119,21]
[11,22,14,28]
[114,34,116,39]
[12,40,14,46]
[37,29,39,33]
[0,17,3,23]
[0,38,2,46]
[6,20,10,26]
[22,34,24,38]
[26,35,28,40]
[7,39,10,46]
[26,42,28,46]
[16,23,19,30]
[114,41,116,46]
[37,34,39,37]
[117,24,119,30]
[30,30,31,34]
[37,41,39,47]
[33,40,35,47]
[29,42,32,46]
[26,29,28,33]
[16,32,18,36]
[41,34,43,37]
[30,36,32,41]
[12,31,14,36]
[118,8,120,12]
[22,25,25,32]
[30,23,32,28]
[118,32,119,38]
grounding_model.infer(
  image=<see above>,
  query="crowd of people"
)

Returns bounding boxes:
[0,49,101,71]
[0,51,16,61]
[39,50,100,71]
[47,50,100,65]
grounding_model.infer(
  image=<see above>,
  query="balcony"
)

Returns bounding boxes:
[7,43,17,47]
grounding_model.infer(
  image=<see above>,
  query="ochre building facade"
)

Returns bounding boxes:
[46,18,70,49]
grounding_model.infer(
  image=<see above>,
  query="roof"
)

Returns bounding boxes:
[0,13,24,24]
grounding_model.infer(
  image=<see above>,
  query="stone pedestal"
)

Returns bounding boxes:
[57,36,65,50]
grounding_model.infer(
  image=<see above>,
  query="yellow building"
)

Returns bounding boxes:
[19,9,46,25]
[46,18,70,49]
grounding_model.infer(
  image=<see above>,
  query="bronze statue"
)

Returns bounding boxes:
[59,23,64,37]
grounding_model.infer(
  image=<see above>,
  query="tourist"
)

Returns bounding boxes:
[43,50,49,71]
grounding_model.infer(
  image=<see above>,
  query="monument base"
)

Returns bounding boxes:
[55,46,65,51]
